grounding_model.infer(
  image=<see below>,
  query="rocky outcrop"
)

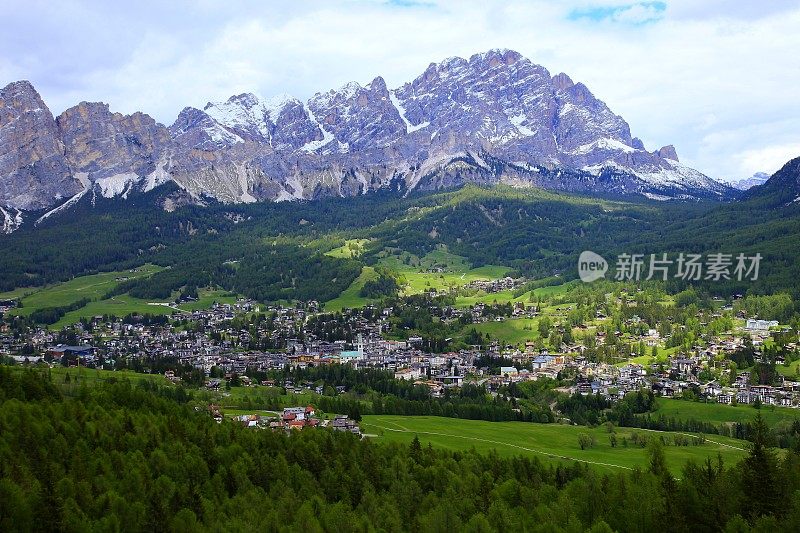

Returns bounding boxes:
[57,102,170,181]
[655,145,679,161]
[0,81,79,209]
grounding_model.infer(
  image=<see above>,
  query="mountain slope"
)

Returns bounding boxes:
[1,179,797,303]
[0,49,734,226]
[741,157,800,207]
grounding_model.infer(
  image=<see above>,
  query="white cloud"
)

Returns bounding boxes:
[735,143,800,179]
[611,4,664,24]
[1,0,798,182]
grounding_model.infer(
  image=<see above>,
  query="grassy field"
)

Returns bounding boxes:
[52,288,239,329]
[777,359,800,379]
[614,347,678,368]
[361,415,749,475]
[650,397,800,427]
[469,317,541,345]
[454,281,573,308]
[0,287,40,300]
[52,294,175,328]
[324,266,379,311]
[7,264,241,328]
[459,292,580,347]
[326,248,564,312]
[378,249,511,296]
[11,265,163,316]
[175,289,240,312]
[324,239,371,259]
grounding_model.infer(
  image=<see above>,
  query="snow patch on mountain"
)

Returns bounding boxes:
[300,104,335,152]
[389,90,429,133]
[642,192,672,201]
[36,173,91,225]
[731,171,770,190]
[512,161,541,172]
[573,137,635,155]
[263,93,297,122]
[145,158,172,192]
[204,122,243,146]
[634,160,723,193]
[205,93,270,139]
[96,172,140,199]
[0,205,23,234]
[509,113,535,136]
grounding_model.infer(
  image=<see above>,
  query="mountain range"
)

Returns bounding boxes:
[731,172,771,190]
[1,48,735,233]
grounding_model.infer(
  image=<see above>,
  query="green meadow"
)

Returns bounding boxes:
[11,264,163,316]
[324,266,380,311]
[0,287,39,300]
[324,239,371,259]
[469,317,542,345]
[8,265,240,328]
[377,249,512,296]
[361,415,749,475]
[649,397,800,427]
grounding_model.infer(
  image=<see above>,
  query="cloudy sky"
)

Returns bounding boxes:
[1,0,798,182]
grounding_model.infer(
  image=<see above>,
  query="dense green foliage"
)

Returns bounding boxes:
[358,270,400,299]
[3,366,800,532]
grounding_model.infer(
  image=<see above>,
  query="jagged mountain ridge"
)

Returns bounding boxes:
[0,48,733,231]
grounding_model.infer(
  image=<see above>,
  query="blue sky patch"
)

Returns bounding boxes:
[568,1,666,24]
[386,0,435,7]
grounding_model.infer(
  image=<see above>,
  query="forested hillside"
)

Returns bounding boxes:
[2,367,800,532]
[2,178,800,304]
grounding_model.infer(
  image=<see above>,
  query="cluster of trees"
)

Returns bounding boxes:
[735,293,795,322]
[359,270,400,299]
[28,297,90,325]
[278,365,555,424]
[304,312,363,344]
[556,390,657,427]
[110,240,363,304]
[3,366,800,531]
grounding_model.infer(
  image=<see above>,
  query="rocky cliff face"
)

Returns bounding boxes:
[57,101,170,197]
[0,49,734,225]
[0,81,79,210]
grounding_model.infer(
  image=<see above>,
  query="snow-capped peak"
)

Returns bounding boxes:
[262,93,298,122]
[204,93,271,139]
[311,81,364,108]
